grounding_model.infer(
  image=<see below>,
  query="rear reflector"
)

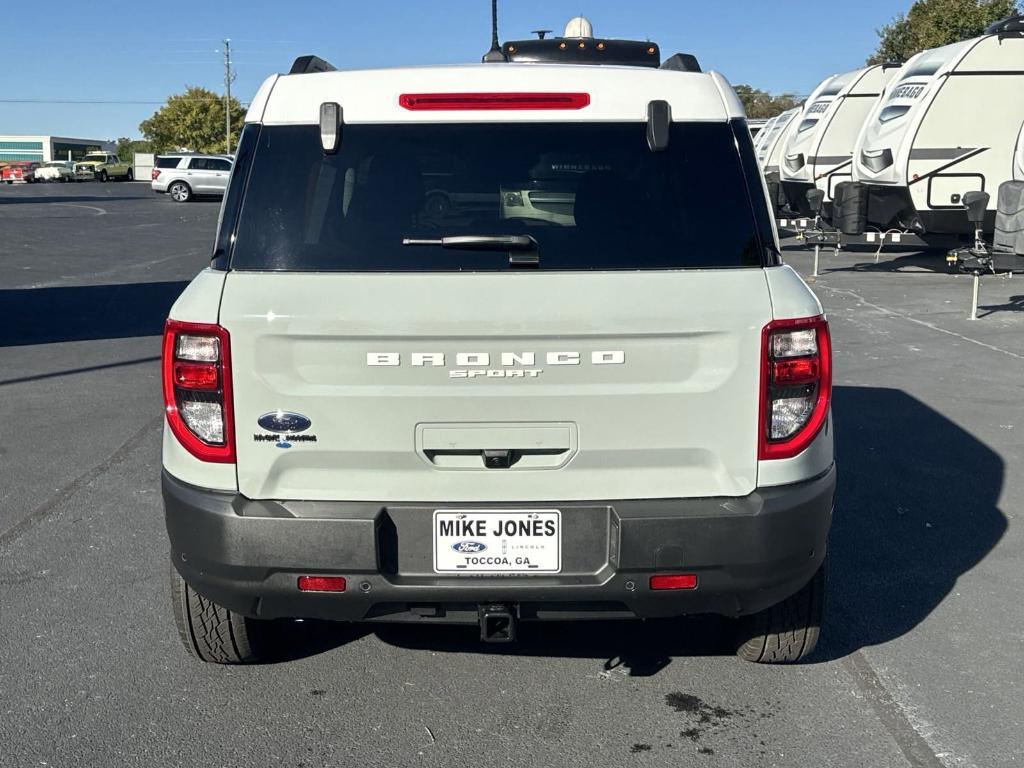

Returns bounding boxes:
[650,574,698,591]
[399,92,590,111]
[297,576,347,593]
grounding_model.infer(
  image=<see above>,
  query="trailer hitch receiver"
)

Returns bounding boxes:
[479,603,517,643]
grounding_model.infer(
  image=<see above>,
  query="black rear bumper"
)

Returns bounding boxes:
[163,467,835,623]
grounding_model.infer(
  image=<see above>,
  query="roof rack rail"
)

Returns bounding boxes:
[985,14,1024,36]
[289,55,336,75]
[660,53,702,73]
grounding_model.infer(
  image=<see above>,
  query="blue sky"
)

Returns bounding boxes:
[1,0,907,139]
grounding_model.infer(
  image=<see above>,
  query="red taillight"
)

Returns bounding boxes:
[297,576,347,593]
[398,92,590,111]
[650,574,698,591]
[162,320,235,463]
[151,168,160,180]
[759,316,831,461]
[173,362,218,390]
[771,357,820,386]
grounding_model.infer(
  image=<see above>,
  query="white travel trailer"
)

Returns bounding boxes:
[848,16,1024,237]
[756,107,799,171]
[779,64,899,215]
[752,114,779,153]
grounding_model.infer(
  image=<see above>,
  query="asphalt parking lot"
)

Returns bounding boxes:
[1,181,1022,767]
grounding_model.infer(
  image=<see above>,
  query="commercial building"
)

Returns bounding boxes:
[0,135,115,163]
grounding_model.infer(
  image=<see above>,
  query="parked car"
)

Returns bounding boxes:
[74,152,133,182]
[162,24,835,666]
[34,161,76,183]
[3,161,42,184]
[152,153,233,202]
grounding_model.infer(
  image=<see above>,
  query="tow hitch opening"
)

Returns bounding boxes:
[479,603,517,642]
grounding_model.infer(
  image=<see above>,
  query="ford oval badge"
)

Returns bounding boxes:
[452,540,487,554]
[258,411,312,434]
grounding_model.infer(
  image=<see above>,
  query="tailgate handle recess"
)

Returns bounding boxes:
[417,423,578,471]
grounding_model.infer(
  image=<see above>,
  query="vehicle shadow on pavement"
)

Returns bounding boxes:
[815,385,1007,662]
[0,281,189,347]
[372,615,726,676]
[781,242,953,274]
[0,195,141,205]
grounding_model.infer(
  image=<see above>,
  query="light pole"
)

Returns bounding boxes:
[221,38,236,154]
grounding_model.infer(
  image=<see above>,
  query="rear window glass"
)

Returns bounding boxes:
[229,122,767,272]
[156,157,182,168]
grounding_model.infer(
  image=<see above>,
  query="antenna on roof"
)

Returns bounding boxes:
[482,0,506,62]
[563,16,594,38]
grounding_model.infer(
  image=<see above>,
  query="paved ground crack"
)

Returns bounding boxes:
[0,414,162,545]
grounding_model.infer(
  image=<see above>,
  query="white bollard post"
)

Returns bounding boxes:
[970,273,980,320]
[813,243,820,277]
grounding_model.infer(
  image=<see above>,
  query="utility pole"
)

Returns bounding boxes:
[222,38,236,154]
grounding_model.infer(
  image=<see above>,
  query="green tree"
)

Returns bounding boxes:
[868,0,1019,64]
[733,85,800,119]
[115,137,153,162]
[139,86,245,154]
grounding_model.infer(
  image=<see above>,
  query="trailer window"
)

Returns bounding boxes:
[878,105,911,123]
[230,122,770,271]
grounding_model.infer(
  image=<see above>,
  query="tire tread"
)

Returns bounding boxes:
[168,562,261,664]
[735,559,826,664]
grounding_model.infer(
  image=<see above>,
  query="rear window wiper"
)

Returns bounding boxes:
[402,234,539,267]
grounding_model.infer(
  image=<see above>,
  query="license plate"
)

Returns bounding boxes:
[433,510,561,574]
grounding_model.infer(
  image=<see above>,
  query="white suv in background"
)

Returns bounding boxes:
[151,153,233,202]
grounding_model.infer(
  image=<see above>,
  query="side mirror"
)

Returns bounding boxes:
[806,188,825,215]
[962,190,990,227]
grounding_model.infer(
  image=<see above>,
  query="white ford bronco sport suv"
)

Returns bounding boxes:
[162,26,835,665]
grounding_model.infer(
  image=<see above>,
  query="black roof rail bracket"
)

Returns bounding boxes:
[290,55,337,75]
[660,53,702,72]
[647,100,672,152]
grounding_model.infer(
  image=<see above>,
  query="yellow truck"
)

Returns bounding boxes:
[74,152,133,182]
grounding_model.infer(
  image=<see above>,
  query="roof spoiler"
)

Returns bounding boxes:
[289,55,337,75]
[660,53,702,73]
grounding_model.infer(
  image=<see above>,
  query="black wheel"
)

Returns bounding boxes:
[126,168,134,181]
[169,181,192,203]
[169,561,271,663]
[733,558,826,663]
[98,170,108,182]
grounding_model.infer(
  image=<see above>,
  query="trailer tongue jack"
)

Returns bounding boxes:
[947,184,1024,320]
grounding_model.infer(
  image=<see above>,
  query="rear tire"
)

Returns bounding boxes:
[169,181,192,202]
[98,170,108,182]
[169,561,269,663]
[733,558,826,663]
[126,168,134,181]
